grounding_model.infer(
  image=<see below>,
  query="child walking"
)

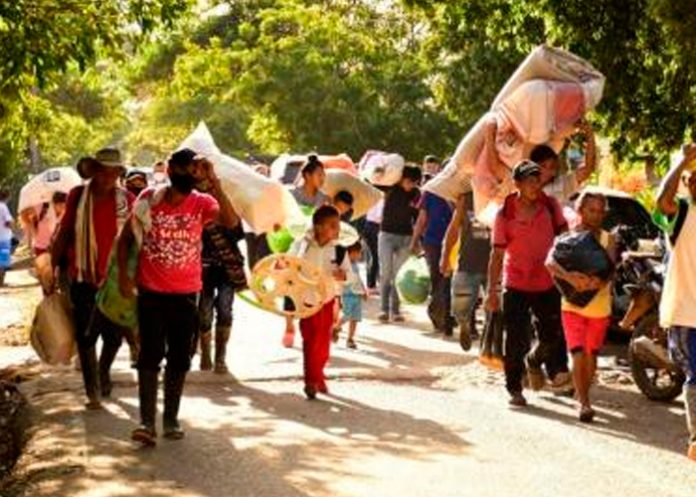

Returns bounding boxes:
[289,205,350,400]
[341,241,367,349]
[546,191,615,422]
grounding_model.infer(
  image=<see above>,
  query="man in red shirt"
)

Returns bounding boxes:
[485,160,567,407]
[117,148,238,446]
[51,148,134,410]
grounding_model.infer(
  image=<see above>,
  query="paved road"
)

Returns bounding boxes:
[2,269,695,497]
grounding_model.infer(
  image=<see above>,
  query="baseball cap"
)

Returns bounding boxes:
[512,160,541,181]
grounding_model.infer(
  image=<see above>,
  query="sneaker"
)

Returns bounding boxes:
[459,324,472,351]
[347,338,357,349]
[508,392,527,408]
[688,442,696,461]
[525,359,546,391]
[163,423,185,440]
[549,372,574,394]
[378,313,390,323]
[393,314,405,323]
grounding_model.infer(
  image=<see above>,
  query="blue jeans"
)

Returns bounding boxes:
[669,326,696,443]
[451,271,486,328]
[378,232,411,315]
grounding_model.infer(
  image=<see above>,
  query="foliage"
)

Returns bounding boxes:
[406,0,696,163]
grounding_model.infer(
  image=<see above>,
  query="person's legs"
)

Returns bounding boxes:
[96,311,125,398]
[364,221,380,289]
[214,278,234,374]
[527,288,564,379]
[315,301,335,392]
[423,244,448,332]
[198,266,215,370]
[378,232,395,317]
[162,294,198,438]
[70,282,101,408]
[300,306,325,398]
[502,289,532,401]
[668,327,696,456]
[390,235,411,317]
[133,292,166,445]
[451,271,484,351]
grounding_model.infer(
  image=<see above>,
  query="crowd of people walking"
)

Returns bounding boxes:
[1,116,694,461]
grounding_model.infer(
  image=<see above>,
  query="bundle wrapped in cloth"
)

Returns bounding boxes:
[271,153,357,184]
[358,151,405,187]
[179,122,303,234]
[321,169,383,220]
[425,45,605,224]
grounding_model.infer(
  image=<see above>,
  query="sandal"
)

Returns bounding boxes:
[131,425,157,447]
[579,406,595,423]
[347,338,357,349]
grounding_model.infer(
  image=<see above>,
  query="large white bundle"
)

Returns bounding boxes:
[425,45,605,222]
[19,167,82,212]
[322,169,383,220]
[358,151,405,186]
[31,293,76,365]
[179,122,303,234]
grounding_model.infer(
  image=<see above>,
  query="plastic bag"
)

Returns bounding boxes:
[550,230,613,307]
[396,256,431,305]
[96,243,139,329]
[31,293,76,365]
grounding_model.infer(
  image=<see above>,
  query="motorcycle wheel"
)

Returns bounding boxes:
[629,313,686,402]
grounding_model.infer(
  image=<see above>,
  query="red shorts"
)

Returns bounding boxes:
[561,311,610,355]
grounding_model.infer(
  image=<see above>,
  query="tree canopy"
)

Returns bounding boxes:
[3,0,696,193]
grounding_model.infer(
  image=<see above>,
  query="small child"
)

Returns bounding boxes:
[546,191,615,422]
[289,205,350,400]
[341,241,367,349]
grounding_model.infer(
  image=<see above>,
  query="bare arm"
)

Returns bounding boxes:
[657,144,696,216]
[575,120,597,185]
[410,208,427,253]
[440,196,465,275]
[117,219,136,298]
[208,177,239,229]
[484,248,504,311]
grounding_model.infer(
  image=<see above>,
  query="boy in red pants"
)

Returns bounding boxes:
[289,205,349,399]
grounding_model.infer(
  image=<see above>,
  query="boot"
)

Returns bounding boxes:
[78,345,101,409]
[214,325,231,374]
[199,331,213,371]
[163,369,187,440]
[132,369,158,446]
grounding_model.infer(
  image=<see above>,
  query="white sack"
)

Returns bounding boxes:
[322,169,383,220]
[359,151,405,187]
[425,45,605,220]
[19,167,82,213]
[178,122,303,234]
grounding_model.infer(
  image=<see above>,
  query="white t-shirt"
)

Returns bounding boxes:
[0,202,14,242]
[544,172,579,206]
[660,202,696,328]
[289,230,352,301]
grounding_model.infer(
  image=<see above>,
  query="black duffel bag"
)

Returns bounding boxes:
[550,230,614,307]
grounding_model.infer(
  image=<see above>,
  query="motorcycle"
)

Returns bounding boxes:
[613,225,685,402]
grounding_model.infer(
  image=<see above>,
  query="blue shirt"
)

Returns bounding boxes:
[419,192,453,248]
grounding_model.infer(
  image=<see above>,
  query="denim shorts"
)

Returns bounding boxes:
[342,293,363,322]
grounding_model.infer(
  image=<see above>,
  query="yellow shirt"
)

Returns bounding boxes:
[561,230,612,318]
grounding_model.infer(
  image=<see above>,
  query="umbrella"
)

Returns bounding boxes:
[19,167,82,212]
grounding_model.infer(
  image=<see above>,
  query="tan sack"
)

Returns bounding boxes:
[322,170,383,220]
[178,122,303,234]
[30,293,76,365]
